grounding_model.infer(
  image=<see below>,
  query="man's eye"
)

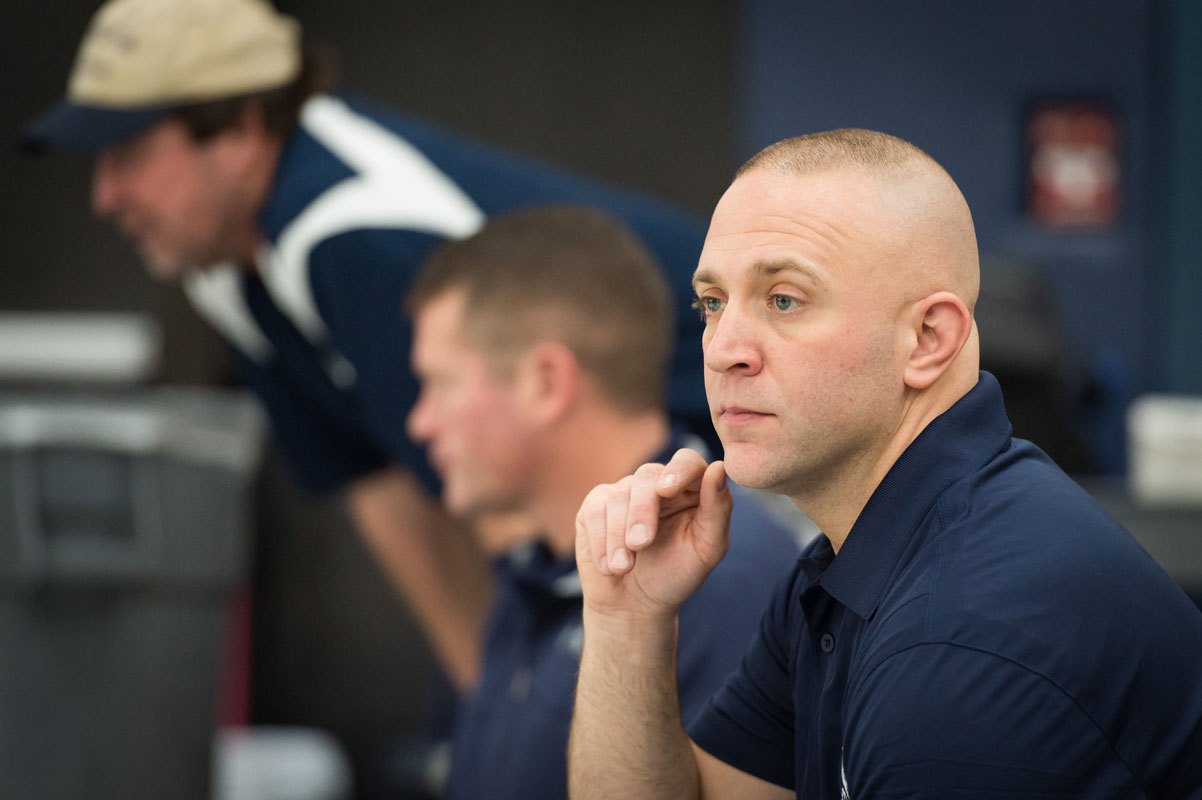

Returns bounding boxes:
[772,295,802,311]
[691,296,725,321]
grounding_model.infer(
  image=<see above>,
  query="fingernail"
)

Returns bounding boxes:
[658,472,678,488]
[628,524,649,547]
[598,555,609,574]
[610,548,631,570]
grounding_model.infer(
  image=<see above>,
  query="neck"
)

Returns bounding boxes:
[532,406,671,559]
[799,366,979,553]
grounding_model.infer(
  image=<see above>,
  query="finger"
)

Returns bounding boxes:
[694,460,733,567]
[605,478,634,575]
[656,448,710,499]
[625,462,666,551]
[576,483,614,576]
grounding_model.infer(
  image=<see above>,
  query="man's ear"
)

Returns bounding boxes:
[515,340,580,425]
[903,291,973,390]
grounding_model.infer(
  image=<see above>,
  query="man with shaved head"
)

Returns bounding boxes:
[569,129,1202,798]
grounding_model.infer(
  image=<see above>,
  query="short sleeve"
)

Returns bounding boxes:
[686,564,803,790]
[843,643,1142,798]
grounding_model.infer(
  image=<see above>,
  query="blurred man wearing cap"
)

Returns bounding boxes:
[404,205,802,799]
[23,0,714,698]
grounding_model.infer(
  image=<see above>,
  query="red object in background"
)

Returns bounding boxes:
[1026,103,1121,228]
[216,587,253,727]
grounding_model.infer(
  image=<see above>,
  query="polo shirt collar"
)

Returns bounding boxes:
[502,540,581,598]
[818,371,1013,619]
[258,123,329,242]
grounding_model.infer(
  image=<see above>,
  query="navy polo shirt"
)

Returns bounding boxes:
[446,440,803,800]
[689,372,1202,798]
[186,94,710,496]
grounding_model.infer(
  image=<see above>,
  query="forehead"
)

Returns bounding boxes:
[413,290,470,356]
[694,167,885,288]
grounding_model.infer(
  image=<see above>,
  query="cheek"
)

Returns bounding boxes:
[140,148,191,196]
[703,367,719,403]
[460,415,499,458]
[784,330,893,412]
[833,329,903,412]
[455,390,522,456]
[176,170,223,224]
[445,400,489,452]
[152,157,220,225]
[485,409,538,475]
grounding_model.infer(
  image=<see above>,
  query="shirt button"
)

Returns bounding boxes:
[820,633,835,653]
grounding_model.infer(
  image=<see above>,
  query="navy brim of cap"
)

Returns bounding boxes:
[20,101,173,155]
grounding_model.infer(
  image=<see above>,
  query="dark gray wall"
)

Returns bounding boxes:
[279,0,735,215]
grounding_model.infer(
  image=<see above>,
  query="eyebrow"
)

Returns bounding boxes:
[692,259,825,290]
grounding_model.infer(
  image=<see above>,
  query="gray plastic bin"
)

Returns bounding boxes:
[0,390,264,800]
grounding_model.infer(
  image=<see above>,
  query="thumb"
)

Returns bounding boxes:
[693,460,733,566]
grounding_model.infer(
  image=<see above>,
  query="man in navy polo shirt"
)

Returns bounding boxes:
[22,0,713,694]
[404,206,803,798]
[569,129,1202,798]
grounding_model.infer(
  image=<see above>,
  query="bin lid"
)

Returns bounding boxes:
[0,390,265,472]
[0,312,161,384]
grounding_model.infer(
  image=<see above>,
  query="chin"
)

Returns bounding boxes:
[444,484,513,521]
[723,450,790,495]
[722,457,766,491]
[440,486,477,519]
[720,443,761,481]
[141,250,188,282]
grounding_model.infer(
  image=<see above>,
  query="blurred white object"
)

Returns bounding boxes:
[734,484,822,547]
[0,312,161,383]
[213,726,353,800]
[1128,394,1202,506]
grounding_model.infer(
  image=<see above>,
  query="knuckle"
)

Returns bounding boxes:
[581,484,607,508]
[633,462,664,480]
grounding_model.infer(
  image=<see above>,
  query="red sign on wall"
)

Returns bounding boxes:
[1026,102,1121,229]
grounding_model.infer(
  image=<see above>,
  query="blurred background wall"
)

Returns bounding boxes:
[2,0,1199,795]
[740,0,1202,474]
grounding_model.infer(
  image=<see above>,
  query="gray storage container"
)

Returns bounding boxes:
[0,390,264,800]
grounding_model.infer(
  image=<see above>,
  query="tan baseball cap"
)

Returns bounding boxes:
[22,0,301,153]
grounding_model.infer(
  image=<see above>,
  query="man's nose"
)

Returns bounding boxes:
[406,390,434,443]
[703,304,763,375]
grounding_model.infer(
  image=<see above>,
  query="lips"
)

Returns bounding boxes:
[718,405,774,424]
[426,449,450,477]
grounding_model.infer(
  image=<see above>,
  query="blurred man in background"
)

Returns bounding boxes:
[22,0,714,705]
[405,205,802,799]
